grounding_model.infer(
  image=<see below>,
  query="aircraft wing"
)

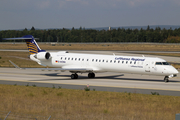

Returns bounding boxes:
[9,60,93,72]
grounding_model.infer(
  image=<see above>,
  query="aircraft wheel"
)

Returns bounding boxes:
[71,74,75,79]
[164,76,169,83]
[75,73,78,79]
[88,73,92,78]
[88,73,95,78]
[91,73,95,78]
[71,74,78,79]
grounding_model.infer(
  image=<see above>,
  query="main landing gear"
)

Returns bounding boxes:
[71,73,95,79]
[71,73,78,79]
[88,73,95,78]
[164,76,169,83]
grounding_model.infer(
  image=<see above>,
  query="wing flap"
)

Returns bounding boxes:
[9,60,93,72]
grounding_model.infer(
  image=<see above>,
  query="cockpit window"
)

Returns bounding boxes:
[162,62,170,65]
[155,62,170,65]
[155,62,162,65]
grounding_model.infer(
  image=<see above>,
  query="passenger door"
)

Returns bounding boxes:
[145,61,150,72]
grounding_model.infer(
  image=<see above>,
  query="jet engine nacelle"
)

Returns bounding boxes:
[36,52,51,60]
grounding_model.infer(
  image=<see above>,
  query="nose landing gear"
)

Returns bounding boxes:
[164,76,169,82]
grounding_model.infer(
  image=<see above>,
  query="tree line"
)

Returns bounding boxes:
[0,26,180,43]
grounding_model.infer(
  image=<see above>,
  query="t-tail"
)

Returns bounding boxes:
[3,35,45,54]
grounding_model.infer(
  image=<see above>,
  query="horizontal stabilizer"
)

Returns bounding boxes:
[3,36,38,40]
[3,37,32,40]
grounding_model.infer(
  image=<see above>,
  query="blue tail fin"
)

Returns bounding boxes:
[23,35,45,54]
[3,35,45,54]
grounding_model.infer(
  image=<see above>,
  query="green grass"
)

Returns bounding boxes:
[0,84,179,120]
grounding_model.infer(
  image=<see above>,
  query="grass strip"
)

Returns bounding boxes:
[0,84,179,120]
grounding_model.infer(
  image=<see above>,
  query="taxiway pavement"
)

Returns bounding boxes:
[0,68,179,96]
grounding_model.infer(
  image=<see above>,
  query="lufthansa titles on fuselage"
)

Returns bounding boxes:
[115,57,145,61]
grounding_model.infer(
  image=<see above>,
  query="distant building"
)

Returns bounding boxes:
[109,26,111,31]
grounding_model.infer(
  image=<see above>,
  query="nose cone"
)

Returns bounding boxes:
[166,66,179,74]
[170,66,179,75]
[173,69,179,74]
[172,69,179,78]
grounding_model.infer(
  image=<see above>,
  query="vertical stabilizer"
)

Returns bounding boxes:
[23,35,45,54]
[3,35,45,54]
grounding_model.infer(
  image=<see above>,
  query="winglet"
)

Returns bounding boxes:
[9,60,23,69]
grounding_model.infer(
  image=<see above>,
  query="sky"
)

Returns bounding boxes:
[0,0,180,30]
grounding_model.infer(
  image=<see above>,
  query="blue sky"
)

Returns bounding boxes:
[0,0,180,30]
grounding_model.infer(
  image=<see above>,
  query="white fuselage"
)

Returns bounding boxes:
[30,51,179,77]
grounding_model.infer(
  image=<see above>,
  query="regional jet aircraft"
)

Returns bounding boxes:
[3,35,179,82]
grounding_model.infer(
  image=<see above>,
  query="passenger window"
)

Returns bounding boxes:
[126,61,128,64]
[102,60,104,62]
[114,60,116,63]
[87,59,89,61]
[79,58,80,61]
[106,60,108,63]
[130,61,132,64]
[122,61,124,64]
[96,59,98,62]
[61,57,63,60]
[82,59,84,61]
[72,58,73,60]
[92,59,94,62]
[65,57,66,60]
[134,61,136,64]
[118,61,120,63]
[75,58,77,61]
[68,58,70,60]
